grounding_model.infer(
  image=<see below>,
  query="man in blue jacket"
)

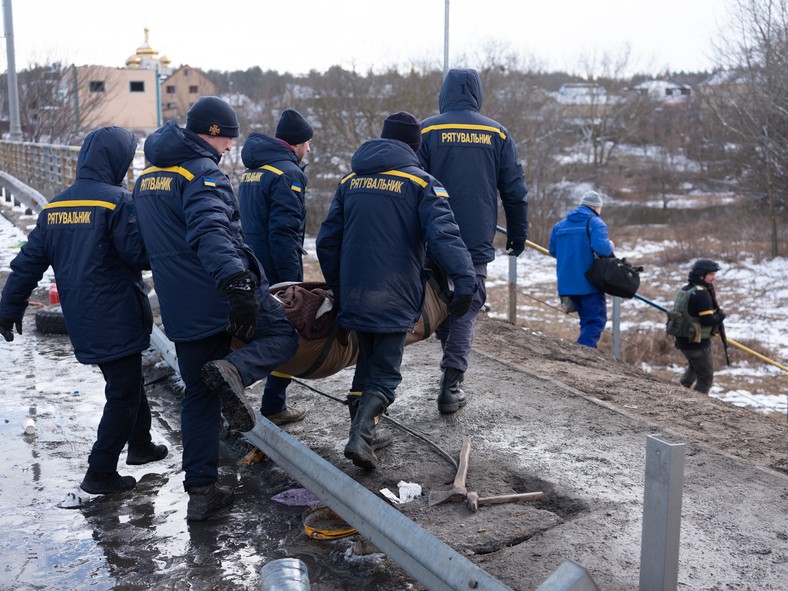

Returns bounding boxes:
[238,109,313,426]
[548,191,614,348]
[133,97,299,520]
[317,112,476,469]
[418,68,529,413]
[0,126,167,495]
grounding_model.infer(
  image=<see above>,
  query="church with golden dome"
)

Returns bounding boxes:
[125,28,173,75]
[71,28,217,135]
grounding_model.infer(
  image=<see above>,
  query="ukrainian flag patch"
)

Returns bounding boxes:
[435,187,449,198]
[203,177,217,187]
[291,183,303,193]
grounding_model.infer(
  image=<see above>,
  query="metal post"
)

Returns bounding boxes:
[443,0,449,75]
[3,0,23,140]
[639,435,685,591]
[612,296,621,359]
[508,254,517,324]
[535,559,599,590]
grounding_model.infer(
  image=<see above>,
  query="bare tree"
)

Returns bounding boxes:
[0,62,109,144]
[706,0,788,257]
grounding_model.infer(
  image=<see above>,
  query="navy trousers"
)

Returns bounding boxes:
[175,293,299,488]
[89,352,152,474]
[350,332,407,405]
[435,264,487,372]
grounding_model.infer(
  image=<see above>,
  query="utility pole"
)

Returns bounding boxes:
[3,0,23,140]
[443,0,449,75]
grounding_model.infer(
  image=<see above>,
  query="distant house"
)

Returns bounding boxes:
[160,66,218,125]
[555,83,607,105]
[74,65,159,133]
[630,80,692,103]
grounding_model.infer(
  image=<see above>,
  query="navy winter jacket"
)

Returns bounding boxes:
[0,126,152,364]
[133,120,268,342]
[238,133,307,285]
[418,68,528,264]
[316,138,475,333]
[548,206,614,296]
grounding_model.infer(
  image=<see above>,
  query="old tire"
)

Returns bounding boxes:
[35,304,68,335]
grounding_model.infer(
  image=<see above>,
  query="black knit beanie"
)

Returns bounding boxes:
[186,96,239,138]
[275,109,314,145]
[381,111,422,152]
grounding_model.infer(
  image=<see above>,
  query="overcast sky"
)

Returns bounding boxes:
[5,0,731,76]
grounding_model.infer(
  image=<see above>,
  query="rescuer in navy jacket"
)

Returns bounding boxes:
[0,126,167,496]
[132,97,299,521]
[317,112,476,470]
[238,109,313,427]
[418,68,529,413]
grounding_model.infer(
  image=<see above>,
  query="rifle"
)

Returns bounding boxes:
[708,284,731,366]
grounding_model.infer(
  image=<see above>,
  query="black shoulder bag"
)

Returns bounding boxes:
[584,218,643,299]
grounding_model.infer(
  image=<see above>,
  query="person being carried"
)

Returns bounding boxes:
[132,97,300,521]
[0,126,167,496]
[238,108,314,426]
[672,259,726,394]
[548,190,614,348]
[317,112,476,470]
[418,68,529,414]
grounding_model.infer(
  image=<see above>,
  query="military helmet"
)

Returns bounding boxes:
[689,259,721,282]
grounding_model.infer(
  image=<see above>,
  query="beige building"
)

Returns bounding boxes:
[161,65,218,124]
[75,65,159,133]
[74,29,216,135]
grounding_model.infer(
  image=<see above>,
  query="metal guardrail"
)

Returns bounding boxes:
[0,170,48,214]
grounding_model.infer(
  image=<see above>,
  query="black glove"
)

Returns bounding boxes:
[0,317,22,342]
[221,272,259,340]
[447,292,473,318]
[506,239,525,257]
[716,309,726,321]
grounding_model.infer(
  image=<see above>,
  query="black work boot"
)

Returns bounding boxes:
[437,367,467,414]
[80,469,136,495]
[126,442,169,465]
[201,360,256,432]
[185,483,234,521]
[344,391,389,470]
[347,393,393,452]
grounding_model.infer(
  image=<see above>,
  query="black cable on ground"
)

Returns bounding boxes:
[290,377,459,472]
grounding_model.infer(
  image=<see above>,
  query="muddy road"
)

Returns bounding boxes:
[1,301,787,590]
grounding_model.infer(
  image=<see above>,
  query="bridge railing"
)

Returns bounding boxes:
[0,139,144,203]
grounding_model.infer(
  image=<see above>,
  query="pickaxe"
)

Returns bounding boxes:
[428,435,471,506]
[466,491,544,512]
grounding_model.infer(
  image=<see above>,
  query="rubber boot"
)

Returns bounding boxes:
[126,442,169,465]
[201,360,256,432]
[347,392,393,452]
[185,483,234,521]
[344,391,388,469]
[437,367,467,414]
[80,469,136,495]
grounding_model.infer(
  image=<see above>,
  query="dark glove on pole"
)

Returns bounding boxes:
[0,317,23,342]
[506,239,525,257]
[221,272,259,340]
[447,292,474,318]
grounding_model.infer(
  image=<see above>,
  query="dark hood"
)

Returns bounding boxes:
[439,68,483,114]
[143,120,219,167]
[241,133,299,168]
[351,138,421,175]
[76,126,138,186]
